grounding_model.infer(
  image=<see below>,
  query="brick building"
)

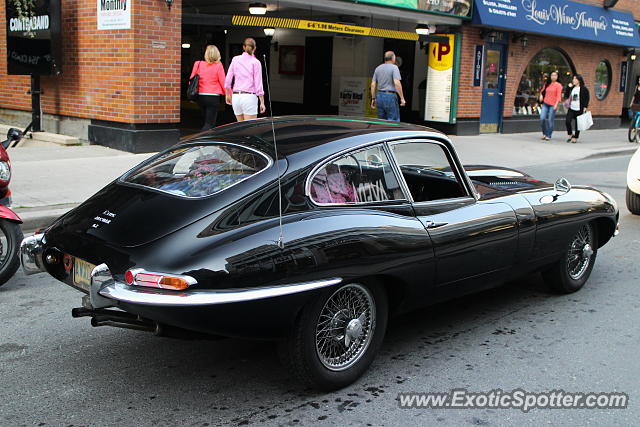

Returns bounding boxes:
[456,0,640,135]
[1,0,640,151]
[1,0,182,151]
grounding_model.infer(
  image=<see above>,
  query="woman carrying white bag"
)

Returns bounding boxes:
[565,74,591,143]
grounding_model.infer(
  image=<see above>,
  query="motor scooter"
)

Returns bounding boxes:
[0,128,24,287]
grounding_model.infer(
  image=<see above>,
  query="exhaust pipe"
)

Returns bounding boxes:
[71,307,223,340]
[72,307,158,333]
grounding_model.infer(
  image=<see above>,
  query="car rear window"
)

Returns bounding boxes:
[122,144,271,198]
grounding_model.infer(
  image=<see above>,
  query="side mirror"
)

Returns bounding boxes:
[554,177,571,195]
[2,128,22,149]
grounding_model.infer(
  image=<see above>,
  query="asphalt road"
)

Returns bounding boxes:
[1,154,638,426]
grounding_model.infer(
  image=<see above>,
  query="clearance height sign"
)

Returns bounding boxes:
[231,16,419,41]
[424,34,459,123]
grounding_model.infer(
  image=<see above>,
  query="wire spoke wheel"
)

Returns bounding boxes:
[315,284,375,371]
[567,224,594,280]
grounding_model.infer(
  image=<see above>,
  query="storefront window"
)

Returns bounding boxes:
[514,48,574,116]
[594,60,611,100]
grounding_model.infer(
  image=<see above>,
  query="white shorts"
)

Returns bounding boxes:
[231,93,258,116]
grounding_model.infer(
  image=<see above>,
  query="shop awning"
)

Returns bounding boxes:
[472,0,640,47]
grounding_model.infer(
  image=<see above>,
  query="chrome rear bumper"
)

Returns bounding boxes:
[20,233,46,275]
[19,237,342,308]
[90,263,341,308]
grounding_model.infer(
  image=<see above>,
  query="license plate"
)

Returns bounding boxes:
[73,257,95,292]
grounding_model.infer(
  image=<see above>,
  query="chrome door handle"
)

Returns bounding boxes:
[425,221,448,229]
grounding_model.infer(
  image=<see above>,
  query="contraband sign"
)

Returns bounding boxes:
[5,0,63,75]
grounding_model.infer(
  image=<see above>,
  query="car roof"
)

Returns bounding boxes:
[185,116,447,158]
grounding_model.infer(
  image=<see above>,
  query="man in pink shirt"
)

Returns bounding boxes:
[224,38,266,121]
[539,71,563,141]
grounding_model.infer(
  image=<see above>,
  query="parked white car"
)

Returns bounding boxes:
[627,147,640,215]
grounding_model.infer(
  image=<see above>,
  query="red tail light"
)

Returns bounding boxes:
[125,269,196,291]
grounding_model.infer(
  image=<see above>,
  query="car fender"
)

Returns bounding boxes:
[627,147,640,194]
[0,205,22,223]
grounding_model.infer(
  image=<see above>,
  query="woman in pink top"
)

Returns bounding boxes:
[224,38,266,122]
[190,45,226,130]
[539,71,563,141]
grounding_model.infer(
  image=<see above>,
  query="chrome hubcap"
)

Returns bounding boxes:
[567,224,593,280]
[315,284,375,371]
[345,317,364,347]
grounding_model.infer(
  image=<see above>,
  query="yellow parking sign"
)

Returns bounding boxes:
[428,34,455,71]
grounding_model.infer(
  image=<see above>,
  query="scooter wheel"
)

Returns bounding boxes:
[0,220,23,287]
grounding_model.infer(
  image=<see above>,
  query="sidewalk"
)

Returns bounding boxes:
[11,127,638,231]
[12,146,152,230]
[451,128,637,169]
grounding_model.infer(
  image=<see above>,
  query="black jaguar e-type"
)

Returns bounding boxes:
[21,117,618,390]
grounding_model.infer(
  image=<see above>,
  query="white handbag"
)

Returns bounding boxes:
[577,111,593,131]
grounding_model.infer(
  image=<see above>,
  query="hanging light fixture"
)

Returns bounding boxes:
[415,24,430,36]
[249,3,267,15]
[263,27,275,37]
[181,43,191,49]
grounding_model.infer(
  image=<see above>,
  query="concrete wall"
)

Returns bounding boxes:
[0,108,90,141]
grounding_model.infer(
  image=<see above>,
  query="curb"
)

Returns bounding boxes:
[581,147,638,161]
[16,204,78,233]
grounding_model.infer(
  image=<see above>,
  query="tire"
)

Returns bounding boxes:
[542,223,597,294]
[0,220,22,287]
[279,280,388,391]
[628,125,637,143]
[627,187,640,215]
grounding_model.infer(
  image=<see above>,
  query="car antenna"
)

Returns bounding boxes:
[263,54,285,249]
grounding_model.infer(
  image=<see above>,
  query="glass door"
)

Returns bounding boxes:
[480,43,507,133]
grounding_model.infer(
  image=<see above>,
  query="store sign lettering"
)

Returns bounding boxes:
[8,15,50,32]
[299,20,369,36]
[473,45,483,87]
[523,1,607,35]
[473,0,640,47]
[620,62,627,93]
[9,51,44,65]
[97,0,131,30]
[100,0,127,11]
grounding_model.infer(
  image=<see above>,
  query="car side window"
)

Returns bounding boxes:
[390,142,468,203]
[309,144,405,204]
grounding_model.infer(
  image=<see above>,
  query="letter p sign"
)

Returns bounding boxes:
[428,34,454,71]
[433,43,451,61]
